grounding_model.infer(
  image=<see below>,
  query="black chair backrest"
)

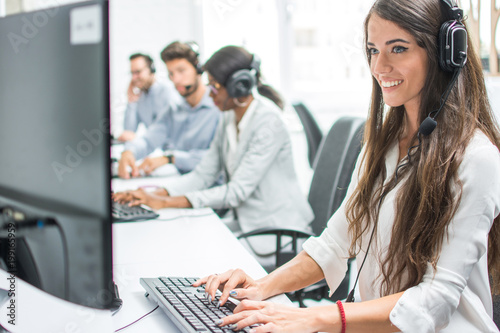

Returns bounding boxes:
[292,103,323,169]
[308,117,365,236]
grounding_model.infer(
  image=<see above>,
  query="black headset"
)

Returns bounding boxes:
[418,0,468,136]
[185,41,204,75]
[147,55,156,74]
[225,54,261,98]
[346,0,469,303]
[142,54,156,73]
[438,0,468,72]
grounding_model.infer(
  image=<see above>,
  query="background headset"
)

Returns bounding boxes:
[146,54,156,74]
[182,41,203,94]
[346,0,468,303]
[185,41,204,75]
[225,54,261,98]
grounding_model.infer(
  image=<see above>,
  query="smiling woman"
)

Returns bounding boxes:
[366,14,430,160]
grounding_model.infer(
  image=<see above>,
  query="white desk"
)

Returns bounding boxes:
[0,176,290,332]
[112,208,289,332]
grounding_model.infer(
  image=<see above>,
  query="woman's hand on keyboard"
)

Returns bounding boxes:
[113,188,167,209]
[113,189,192,210]
[217,300,330,333]
[193,269,265,307]
[112,190,137,203]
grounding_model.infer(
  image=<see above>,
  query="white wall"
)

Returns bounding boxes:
[201,0,282,95]
[0,0,6,16]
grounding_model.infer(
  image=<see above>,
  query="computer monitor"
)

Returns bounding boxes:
[0,1,113,309]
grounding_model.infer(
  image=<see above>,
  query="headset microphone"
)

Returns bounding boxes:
[183,80,199,96]
[417,61,463,136]
[419,116,438,136]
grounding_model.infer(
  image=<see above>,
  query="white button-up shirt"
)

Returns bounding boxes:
[225,99,258,177]
[303,130,500,332]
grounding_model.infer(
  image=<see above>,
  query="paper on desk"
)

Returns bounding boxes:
[112,170,178,193]
[0,269,113,333]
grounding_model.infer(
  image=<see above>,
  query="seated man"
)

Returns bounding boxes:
[118,41,220,178]
[117,53,181,142]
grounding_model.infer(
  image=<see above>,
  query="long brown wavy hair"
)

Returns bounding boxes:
[346,0,500,296]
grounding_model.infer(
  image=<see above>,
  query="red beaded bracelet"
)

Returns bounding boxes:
[336,300,346,333]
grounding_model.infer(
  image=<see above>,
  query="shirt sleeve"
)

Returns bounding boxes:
[165,119,225,196]
[172,149,209,174]
[182,111,289,209]
[123,107,170,160]
[123,102,139,132]
[390,142,500,332]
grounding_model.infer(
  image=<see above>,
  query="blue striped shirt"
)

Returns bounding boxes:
[124,88,220,174]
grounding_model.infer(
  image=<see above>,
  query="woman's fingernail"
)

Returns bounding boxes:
[217,300,221,308]
[215,319,223,326]
[208,295,212,303]
[229,290,237,297]
[227,324,238,330]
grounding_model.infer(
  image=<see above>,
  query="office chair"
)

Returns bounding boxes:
[292,102,323,169]
[238,116,366,307]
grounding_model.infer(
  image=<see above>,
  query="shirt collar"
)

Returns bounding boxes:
[237,97,258,134]
[181,86,215,111]
[143,80,158,94]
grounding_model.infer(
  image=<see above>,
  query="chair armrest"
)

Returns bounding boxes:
[238,227,316,269]
[237,227,315,240]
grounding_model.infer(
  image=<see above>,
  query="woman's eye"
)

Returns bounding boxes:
[368,48,379,55]
[393,46,408,54]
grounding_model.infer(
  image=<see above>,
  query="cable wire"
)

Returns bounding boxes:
[114,305,159,332]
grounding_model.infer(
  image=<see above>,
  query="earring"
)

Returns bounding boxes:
[233,97,250,108]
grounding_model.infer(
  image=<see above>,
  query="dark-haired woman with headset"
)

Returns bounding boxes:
[189,0,500,332]
[114,46,313,254]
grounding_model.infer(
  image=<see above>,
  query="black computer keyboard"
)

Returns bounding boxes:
[112,201,159,222]
[140,277,261,333]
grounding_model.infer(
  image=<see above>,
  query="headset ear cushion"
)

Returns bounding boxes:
[234,81,245,96]
[439,21,454,72]
[439,20,467,72]
[226,70,256,97]
[195,62,203,75]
